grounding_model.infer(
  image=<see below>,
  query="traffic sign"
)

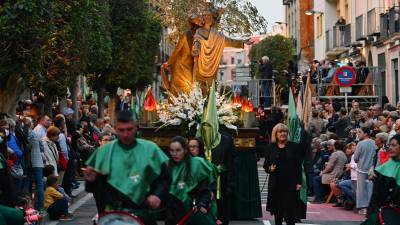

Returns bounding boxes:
[335,66,356,87]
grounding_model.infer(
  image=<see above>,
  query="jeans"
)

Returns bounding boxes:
[338,179,354,202]
[33,167,44,210]
[307,171,319,195]
[47,199,68,220]
[312,175,324,201]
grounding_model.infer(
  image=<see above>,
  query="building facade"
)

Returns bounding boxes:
[283,0,315,72]
[312,0,400,103]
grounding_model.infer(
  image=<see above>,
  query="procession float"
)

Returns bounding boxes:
[138,2,262,219]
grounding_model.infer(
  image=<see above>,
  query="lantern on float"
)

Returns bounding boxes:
[141,87,157,127]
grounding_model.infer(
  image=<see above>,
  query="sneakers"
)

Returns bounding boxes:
[358,208,367,215]
[59,214,73,221]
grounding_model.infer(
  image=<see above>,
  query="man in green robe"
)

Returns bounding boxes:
[362,134,400,225]
[84,111,170,225]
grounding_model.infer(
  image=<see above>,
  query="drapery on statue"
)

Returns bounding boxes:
[162,3,252,96]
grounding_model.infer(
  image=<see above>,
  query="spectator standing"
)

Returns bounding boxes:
[26,117,45,211]
[308,110,325,138]
[354,127,376,214]
[259,56,274,107]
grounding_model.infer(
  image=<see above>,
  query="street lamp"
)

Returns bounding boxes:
[275,21,287,25]
[305,10,323,16]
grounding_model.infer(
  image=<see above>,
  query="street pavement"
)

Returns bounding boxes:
[46,166,364,225]
[46,194,364,225]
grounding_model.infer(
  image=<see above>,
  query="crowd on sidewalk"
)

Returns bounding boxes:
[256,98,400,222]
[0,97,116,223]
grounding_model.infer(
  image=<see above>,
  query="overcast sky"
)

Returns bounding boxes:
[249,0,284,32]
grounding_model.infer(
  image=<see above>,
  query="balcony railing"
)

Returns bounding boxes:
[380,12,389,40]
[333,24,351,47]
[380,6,400,40]
[388,6,400,35]
[326,25,351,54]
[367,8,384,35]
[326,29,333,51]
[356,14,365,40]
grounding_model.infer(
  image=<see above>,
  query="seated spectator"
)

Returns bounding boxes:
[44,176,72,221]
[312,140,347,203]
[329,143,356,208]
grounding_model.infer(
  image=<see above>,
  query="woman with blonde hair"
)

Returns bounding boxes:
[264,123,302,225]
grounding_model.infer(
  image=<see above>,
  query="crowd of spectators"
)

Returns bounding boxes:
[0,97,115,222]
[257,99,399,215]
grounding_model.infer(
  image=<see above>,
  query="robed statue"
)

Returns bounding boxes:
[162,3,252,96]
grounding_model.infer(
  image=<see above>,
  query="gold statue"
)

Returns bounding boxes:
[161,16,202,96]
[162,3,252,95]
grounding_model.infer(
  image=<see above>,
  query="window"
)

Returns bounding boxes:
[237,59,242,65]
[231,57,235,64]
[317,15,323,38]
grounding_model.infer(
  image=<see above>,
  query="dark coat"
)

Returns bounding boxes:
[259,63,273,79]
[211,132,237,224]
[263,142,302,217]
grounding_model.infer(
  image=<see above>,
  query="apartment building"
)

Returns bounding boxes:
[312,0,400,102]
[283,0,315,72]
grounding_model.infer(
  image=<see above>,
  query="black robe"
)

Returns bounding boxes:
[211,132,236,225]
[263,142,302,218]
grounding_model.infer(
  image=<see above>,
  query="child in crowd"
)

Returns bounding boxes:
[15,196,42,225]
[44,176,73,221]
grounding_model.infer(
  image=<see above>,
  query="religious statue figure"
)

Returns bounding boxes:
[192,6,247,86]
[161,16,203,96]
[162,3,252,95]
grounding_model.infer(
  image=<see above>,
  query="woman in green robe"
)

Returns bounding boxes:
[189,137,221,224]
[165,136,216,225]
[362,134,400,225]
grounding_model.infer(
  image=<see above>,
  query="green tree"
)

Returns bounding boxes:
[249,35,295,85]
[149,0,266,42]
[0,0,61,116]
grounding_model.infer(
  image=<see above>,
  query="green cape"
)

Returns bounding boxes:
[375,159,400,186]
[169,157,214,203]
[0,205,25,225]
[85,139,169,205]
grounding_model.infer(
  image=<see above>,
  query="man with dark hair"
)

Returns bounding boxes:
[84,110,170,225]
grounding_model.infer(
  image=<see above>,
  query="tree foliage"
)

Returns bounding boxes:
[0,0,161,114]
[105,0,162,93]
[249,35,295,80]
[149,0,266,42]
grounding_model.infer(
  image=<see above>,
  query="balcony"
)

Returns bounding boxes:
[356,14,366,40]
[326,24,351,56]
[388,6,400,35]
[380,6,400,40]
[282,0,293,5]
[367,8,384,36]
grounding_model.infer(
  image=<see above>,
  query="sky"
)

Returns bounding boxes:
[249,0,284,32]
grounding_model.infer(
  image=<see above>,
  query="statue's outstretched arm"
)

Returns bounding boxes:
[224,37,244,49]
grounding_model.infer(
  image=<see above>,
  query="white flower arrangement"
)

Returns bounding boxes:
[157,82,238,131]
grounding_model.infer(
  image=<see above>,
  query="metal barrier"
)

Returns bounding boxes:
[316,67,383,106]
[248,79,276,108]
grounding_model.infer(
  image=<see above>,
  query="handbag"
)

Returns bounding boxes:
[11,163,24,178]
[58,151,68,171]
